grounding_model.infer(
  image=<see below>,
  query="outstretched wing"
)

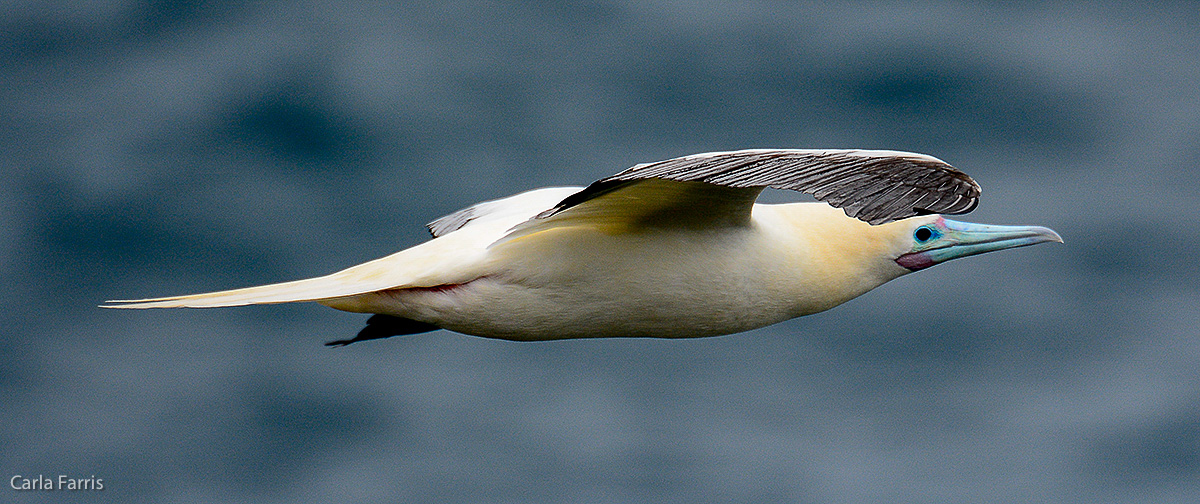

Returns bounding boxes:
[541,149,980,226]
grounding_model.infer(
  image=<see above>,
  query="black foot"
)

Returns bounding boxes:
[325,314,440,347]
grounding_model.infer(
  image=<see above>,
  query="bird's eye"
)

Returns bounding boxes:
[914,226,935,243]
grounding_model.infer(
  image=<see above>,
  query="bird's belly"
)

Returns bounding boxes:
[341,228,806,340]
[355,274,794,341]
[333,224,882,341]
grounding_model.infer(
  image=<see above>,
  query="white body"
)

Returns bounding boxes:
[322,188,916,340]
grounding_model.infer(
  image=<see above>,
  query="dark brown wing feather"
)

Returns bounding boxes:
[544,149,981,225]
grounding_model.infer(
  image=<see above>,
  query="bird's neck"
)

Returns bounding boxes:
[752,202,913,316]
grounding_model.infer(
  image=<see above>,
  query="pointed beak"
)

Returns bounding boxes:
[896,217,1063,271]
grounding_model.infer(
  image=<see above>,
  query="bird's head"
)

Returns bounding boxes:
[890,216,1063,272]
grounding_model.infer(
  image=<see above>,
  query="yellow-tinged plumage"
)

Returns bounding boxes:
[103,149,1061,344]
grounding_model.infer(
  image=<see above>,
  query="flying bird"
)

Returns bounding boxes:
[103,149,1062,346]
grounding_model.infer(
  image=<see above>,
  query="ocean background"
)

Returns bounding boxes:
[4,2,1199,503]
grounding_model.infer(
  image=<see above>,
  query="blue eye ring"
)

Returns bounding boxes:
[914,226,936,243]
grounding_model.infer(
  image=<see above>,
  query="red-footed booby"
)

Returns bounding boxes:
[103,149,1062,345]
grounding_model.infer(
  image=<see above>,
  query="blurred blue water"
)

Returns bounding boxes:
[3,2,1200,503]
